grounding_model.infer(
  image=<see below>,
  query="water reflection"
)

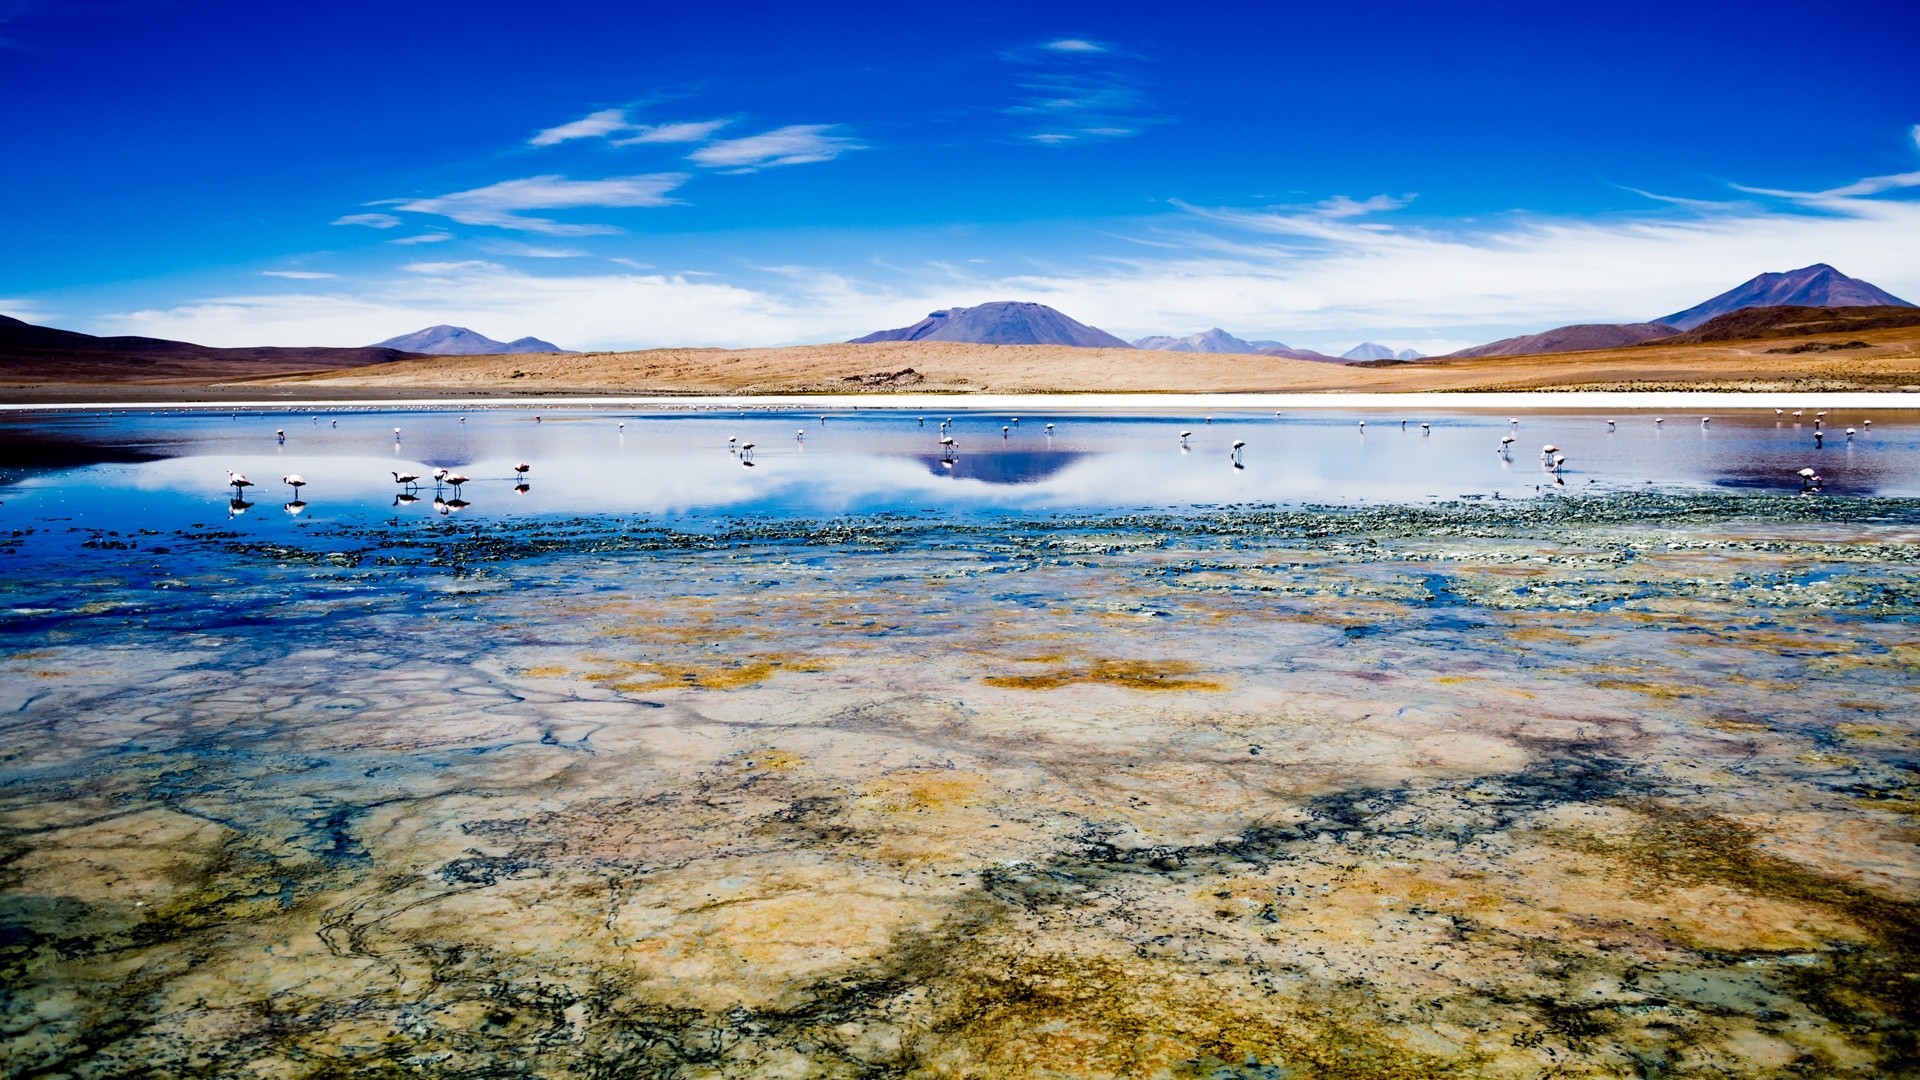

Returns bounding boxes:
[2,407,1918,531]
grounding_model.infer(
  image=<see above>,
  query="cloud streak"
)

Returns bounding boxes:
[530,108,630,146]
[391,174,688,234]
[97,160,1920,351]
[688,125,864,170]
[1005,36,1157,145]
[332,212,400,228]
[531,108,732,147]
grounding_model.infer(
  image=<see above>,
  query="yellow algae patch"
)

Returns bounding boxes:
[919,940,1474,1079]
[610,856,947,1010]
[847,768,1015,866]
[860,768,986,816]
[1433,674,1477,685]
[984,657,1225,692]
[1706,717,1770,733]
[1531,803,1889,951]
[583,652,832,691]
[9,807,233,907]
[1592,678,1693,699]
[1505,626,1582,644]
[519,665,569,678]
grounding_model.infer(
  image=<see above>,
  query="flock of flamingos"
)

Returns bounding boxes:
[215,407,1864,516]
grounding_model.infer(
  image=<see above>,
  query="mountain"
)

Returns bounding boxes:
[851,302,1133,348]
[0,313,417,382]
[1131,328,1259,353]
[1643,305,1920,345]
[1256,344,1347,363]
[1340,342,1401,361]
[373,325,568,354]
[1658,264,1913,331]
[1446,322,1679,359]
[1394,348,1425,360]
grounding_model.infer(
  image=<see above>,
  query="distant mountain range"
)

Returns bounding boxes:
[1444,264,1914,358]
[1132,328,1255,353]
[373,325,567,355]
[0,314,416,382]
[851,302,1132,348]
[1340,342,1424,361]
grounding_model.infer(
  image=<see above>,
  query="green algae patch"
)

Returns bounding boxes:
[983,657,1226,692]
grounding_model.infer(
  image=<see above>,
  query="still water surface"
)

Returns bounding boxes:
[5,406,1918,528]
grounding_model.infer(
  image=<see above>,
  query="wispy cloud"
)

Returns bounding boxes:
[482,240,589,258]
[614,119,732,145]
[531,107,732,147]
[389,232,454,245]
[530,108,630,147]
[261,270,335,279]
[391,173,688,235]
[688,125,864,171]
[332,212,401,228]
[1004,36,1157,145]
[91,146,1920,350]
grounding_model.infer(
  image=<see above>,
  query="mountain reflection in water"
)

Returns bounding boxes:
[920,449,1085,484]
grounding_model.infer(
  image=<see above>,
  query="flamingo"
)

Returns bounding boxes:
[282,474,306,494]
[513,462,531,478]
[1180,430,1192,446]
[227,471,254,493]
[445,472,470,493]
[1654,418,1663,425]
[275,428,285,442]
[740,443,755,462]
[393,471,420,488]
[432,468,449,486]
[1420,422,1431,433]
[1045,423,1055,433]
[1358,420,1366,429]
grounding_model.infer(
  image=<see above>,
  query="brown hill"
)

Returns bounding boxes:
[0,314,420,383]
[1446,322,1679,358]
[1644,305,1920,345]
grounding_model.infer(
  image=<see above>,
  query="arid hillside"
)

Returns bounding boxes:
[5,318,1919,402]
[242,323,1920,396]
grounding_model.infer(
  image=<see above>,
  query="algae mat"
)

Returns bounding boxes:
[2,494,1918,1077]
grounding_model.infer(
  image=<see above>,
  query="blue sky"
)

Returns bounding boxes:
[3,0,1917,352]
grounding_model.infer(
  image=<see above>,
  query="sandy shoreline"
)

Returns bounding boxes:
[6,389,1920,413]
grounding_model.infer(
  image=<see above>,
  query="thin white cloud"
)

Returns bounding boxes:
[614,119,731,145]
[391,173,688,235]
[530,108,629,147]
[332,212,401,228]
[688,125,863,171]
[261,270,336,279]
[85,151,1920,350]
[389,232,455,245]
[482,240,589,258]
[1,298,53,323]
[1004,40,1157,144]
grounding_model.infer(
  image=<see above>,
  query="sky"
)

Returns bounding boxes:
[2,0,1917,354]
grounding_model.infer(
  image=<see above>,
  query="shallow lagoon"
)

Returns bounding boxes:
[2,407,1919,1077]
